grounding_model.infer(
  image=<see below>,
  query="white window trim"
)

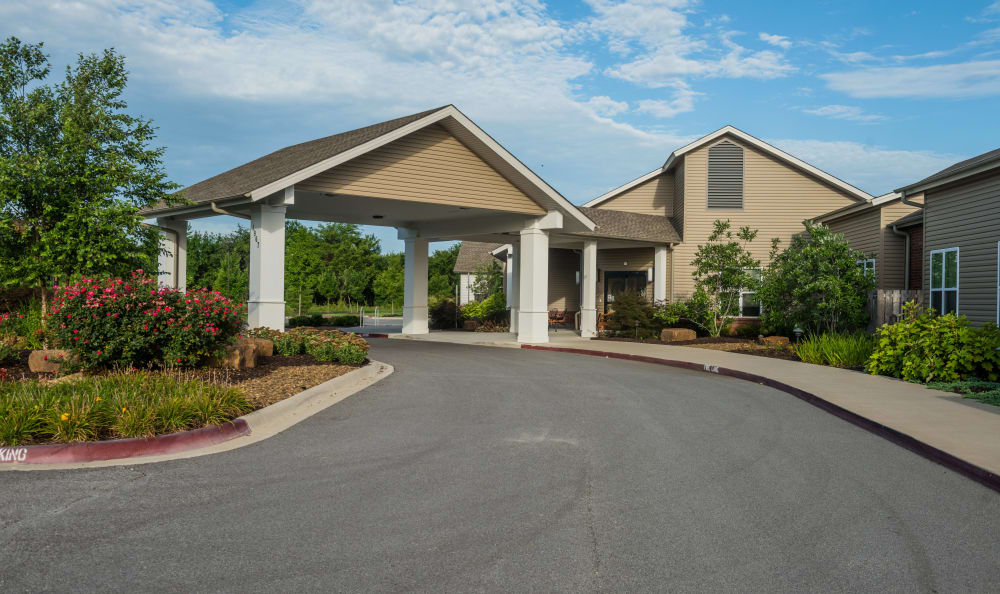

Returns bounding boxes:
[857,258,876,278]
[930,246,959,315]
[738,267,762,319]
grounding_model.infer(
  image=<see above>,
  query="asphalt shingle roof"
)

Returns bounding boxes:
[453,242,506,273]
[903,147,1000,190]
[576,207,681,243]
[148,106,449,211]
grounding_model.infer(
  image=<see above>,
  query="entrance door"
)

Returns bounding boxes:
[604,271,647,312]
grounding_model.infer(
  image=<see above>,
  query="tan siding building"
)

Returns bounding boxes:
[599,174,675,216]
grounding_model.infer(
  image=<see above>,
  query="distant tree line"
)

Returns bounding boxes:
[186,222,460,312]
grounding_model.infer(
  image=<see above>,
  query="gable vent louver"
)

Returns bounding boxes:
[707,140,744,209]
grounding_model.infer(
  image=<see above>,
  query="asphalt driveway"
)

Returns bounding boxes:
[2,339,999,592]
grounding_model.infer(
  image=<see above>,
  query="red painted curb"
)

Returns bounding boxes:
[0,419,251,465]
[523,344,1000,494]
[360,333,390,338]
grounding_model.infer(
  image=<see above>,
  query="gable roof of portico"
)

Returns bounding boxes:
[144,105,595,233]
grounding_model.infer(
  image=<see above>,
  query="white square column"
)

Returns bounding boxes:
[508,243,519,334]
[248,204,287,330]
[403,237,429,334]
[654,245,668,302]
[580,240,598,338]
[156,218,187,291]
[517,228,549,343]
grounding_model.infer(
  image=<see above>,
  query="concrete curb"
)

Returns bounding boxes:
[523,344,1000,494]
[1,360,393,471]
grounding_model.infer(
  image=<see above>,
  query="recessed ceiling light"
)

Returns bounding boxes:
[372,215,384,220]
[458,206,470,210]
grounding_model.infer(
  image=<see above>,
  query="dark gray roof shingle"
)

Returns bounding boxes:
[454,242,505,273]
[902,147,1000,191]
[576,207,681,243]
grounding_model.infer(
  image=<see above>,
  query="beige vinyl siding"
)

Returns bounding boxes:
[548,248,580,312]
[878,198,922,290]
[826,208,880,260]
[599,173,675,216]
[673,163,685,237]
[672,138,858,299]
[297,124,545,214]
[922,173,1000,325]
[595,247,656,312]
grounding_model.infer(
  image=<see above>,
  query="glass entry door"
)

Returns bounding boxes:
[604,271,647,312]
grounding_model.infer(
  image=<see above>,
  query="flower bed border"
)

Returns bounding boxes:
[522,344,1000,494]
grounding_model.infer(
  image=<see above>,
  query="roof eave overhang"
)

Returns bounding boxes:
[896,158,1000,196]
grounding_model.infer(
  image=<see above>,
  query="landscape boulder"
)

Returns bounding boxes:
[761,335,790,346]
[210,341,259,370]
[246,337,274,357]
[660,328,697,342]
[28,350,73,373]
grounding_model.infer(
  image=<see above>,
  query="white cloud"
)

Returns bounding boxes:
[801,104,886,123]
[768,138,959,194]
[822,60,1000,98]
[635,81,700,117]
[759,32,791,50]
[584,95,630,117]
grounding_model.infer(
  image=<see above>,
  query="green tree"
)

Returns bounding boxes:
[186,225,250,302]
[428,243,460,299]
[690,219,761,337]
[285,221,322,314]
[0,37,177,317]
[471,260,504,299]
[373,253,404,307]
[758,221,875,335]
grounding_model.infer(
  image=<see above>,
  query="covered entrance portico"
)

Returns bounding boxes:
[143,105,598,343]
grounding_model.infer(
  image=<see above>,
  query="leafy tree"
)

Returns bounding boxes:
[428,243,460,299]
[186,225,250,302]
[0,37,177,317]
[373,253,404,307]
[313,223,381,305]
[758,221,875,335]
[471,260,504,299]
[285,221,322,314]
[690,219,761,336]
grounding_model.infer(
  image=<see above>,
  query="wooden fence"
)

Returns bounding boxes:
[867,290,922,331]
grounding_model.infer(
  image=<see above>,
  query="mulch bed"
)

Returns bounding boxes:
[1,350,360,409]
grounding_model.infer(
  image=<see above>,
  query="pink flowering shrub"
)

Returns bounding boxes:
[49,271,245,369]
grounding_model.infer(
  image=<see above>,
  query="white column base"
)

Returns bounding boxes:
[517,310,549,343]
[517,228,549,344]
[248,300,286,330]
[403,237,429,335]
[402,306,429,334]
[580,308,597,338]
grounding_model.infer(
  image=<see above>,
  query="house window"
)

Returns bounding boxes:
[930,247,959,315]
[739,268,762,318]
[707,140,744,209]
[857,258,876,278]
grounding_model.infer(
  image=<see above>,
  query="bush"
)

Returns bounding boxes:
[926,379,1000,407]
[867,303,1000,383]
[463,292,507,322]
[0,332,16,364]
[793,332,876,368]
[48,272,244,369]
[335,344,367,365]
[0,371,252,446]
[606,291,660,339]
[732,321,762,339]
[430,299,461,330]
[759,222,875,335]
[326,314,360,327]
[651,290,713,337]
[288,313,324,328]
[275,333,305,356]
[0,299,46,349]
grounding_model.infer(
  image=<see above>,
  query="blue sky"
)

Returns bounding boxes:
[4,0,999,253]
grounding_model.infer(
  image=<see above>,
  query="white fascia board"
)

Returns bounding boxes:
[490,244,513,256]
[667,125,873,203]
[871,191,901,206]
[583,167,665,207]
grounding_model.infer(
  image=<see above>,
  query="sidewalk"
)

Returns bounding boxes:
[393,331,1000,490]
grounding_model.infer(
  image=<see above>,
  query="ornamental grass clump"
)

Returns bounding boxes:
[266,328,368,364]
[48,271,244,369]
[0,372,252,446]
[793,332,876,368]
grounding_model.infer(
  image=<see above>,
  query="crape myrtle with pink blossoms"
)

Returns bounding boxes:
[50,271,244,369]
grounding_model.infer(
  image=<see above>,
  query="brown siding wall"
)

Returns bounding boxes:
[922,172,1000,325]
[827,208,880,259]
[599,173,675,216]
[672,138,859,299]
[879,199,922,289]
[595,247,656,312]
[297,124,545,214]
[908,225,923,291]
[548,248,580,312]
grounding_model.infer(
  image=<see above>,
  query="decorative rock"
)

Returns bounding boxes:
[247,337,273,357]
[28,350,72,373]
[761,335,790,346]
[240,343,258,369]
[660,328,697,342]
[210,342,259,370]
